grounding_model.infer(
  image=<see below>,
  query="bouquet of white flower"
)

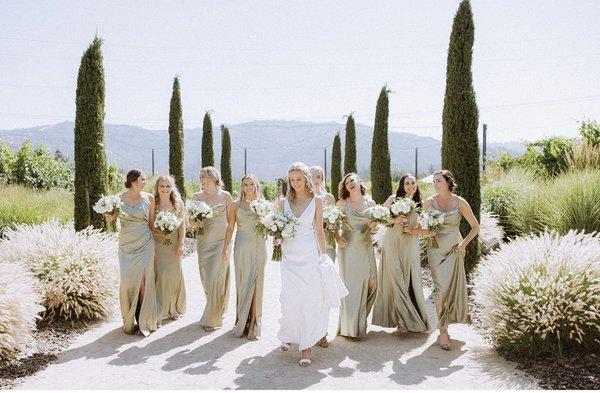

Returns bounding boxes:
[154,211,182,246]
[93,195,124,231]
[256,211,300,261]
[361,205,392,238]
[390,197,419,217]
[93,195,124,215]
[186,200,214,237]
[322,204,352,245]
[249,199,278,218]
[417,209,445,248]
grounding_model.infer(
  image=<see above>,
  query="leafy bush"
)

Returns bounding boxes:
[0,263,44,360]
[0,220,118,324]
[471,231,600,357]
[0,185,73,237]
[579,120,600,147]
[1,140,73,190]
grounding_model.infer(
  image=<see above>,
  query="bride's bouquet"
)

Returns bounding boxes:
[256,211,300,261]
[154,211,182,246]
[361,205,392,238]
[322,204,352,245]
[417,209,445,248]
[186,200,214,237]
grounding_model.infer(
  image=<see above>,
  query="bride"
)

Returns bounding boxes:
[275,162,348,367]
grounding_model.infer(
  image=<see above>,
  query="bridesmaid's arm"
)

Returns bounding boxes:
[314,196,327,256]
[405,198,433,236]
[148,193,160,235]
[221,199,238,261]
[334,199,348,247]
[456,197,480,256]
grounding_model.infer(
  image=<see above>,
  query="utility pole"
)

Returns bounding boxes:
[414,147,418,177]
[244,148,247,175]
[151,148,155,176]
[324,147,327,183]
[482,123,487,174]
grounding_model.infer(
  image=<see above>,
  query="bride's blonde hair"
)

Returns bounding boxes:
[287,162,314,200]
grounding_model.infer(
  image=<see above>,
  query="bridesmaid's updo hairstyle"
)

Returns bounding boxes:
[124,169,143,189]
[396,173,422,207]
[338,173,366,200]
[434,169,458,193]
[153,175,183,214]
[239,174,261,201]
[199,166,224,189]
[287,162,314,200]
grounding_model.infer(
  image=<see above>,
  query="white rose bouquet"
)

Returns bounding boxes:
[417,209,445,248]
[93,195,124,231]
[256,211,299,261]
[186,200,214,237]
[154,211,182,246]
[361,205,392,238]
[322,204,352,245]
[249,199,278,218]
[390,197,419,217]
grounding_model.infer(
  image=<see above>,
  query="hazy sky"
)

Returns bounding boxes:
[1,0,599,142]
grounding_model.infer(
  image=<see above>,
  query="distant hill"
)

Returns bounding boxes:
[0,121,525,181]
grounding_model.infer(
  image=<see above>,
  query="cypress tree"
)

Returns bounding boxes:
[370,86,392,204]
[74,37,109,231]
[168,76,185,200]
[331,132,342,200]
[442,0,480,273]
[220,124,233,193]
[343,113,357,175]
[201,111,214,167]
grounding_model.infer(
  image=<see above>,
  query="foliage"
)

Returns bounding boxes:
[168,76,185,200]
[220,125,233,193]
[201,111,214,167]
[343,113,357,175]
[331,132,342,199]
[370,86,392,204]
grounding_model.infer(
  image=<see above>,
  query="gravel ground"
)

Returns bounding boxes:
[0,321,90,389]
[509,352,599,390]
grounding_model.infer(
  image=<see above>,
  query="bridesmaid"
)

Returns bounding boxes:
[106,169,160,336]
[336,173,378,341]
[372,174,430,335]
[420,170,479,350]
[221,174,267,340]
[310,166,336,262]
[189,166,233,332]
[153,175,186,321]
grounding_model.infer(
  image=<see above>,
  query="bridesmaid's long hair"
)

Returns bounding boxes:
[239,174,261,201]
[338,173,366,200]
[395,173,422,208]
[309,165,327,195]
[287,162,314,200]
[153,175,183,215]
[199,166,224,189]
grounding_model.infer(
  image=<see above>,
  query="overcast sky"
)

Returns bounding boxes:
[1,0,599,142]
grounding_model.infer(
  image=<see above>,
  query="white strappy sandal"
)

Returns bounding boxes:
[280,342,291,352]
[298,358,312,367]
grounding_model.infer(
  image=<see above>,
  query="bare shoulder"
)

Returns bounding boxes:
[221,190,233,202]
[455,195,469,206]
[314,194,323,208]
[325,193,335,205]
[421,197,434,208]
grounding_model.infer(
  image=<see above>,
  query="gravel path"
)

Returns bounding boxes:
[15,252,539,390]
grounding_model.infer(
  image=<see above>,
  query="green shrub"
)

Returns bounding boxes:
[0,185,73,236]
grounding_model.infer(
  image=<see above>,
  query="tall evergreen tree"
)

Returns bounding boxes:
[168,76,185,200]
[331,132,342,200]
[74,37,109,231]
[442,0,480,273]
[220,124,233,193]
[370,86,392,204]
[201,111,214,167]
[344,113,357,175]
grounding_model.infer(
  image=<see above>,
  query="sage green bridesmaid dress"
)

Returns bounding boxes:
[427,200,470,328]
[154,209,186,320]
[118,196,160,336]
[337,199,378,338]
[323,198,337,262]
[197,203,231,328]
[232,206,267,337]
[372,210,430,332]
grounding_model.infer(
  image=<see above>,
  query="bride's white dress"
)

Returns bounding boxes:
[277,197,348,351]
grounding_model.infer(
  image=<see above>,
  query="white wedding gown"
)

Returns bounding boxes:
[277,197,348,351]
